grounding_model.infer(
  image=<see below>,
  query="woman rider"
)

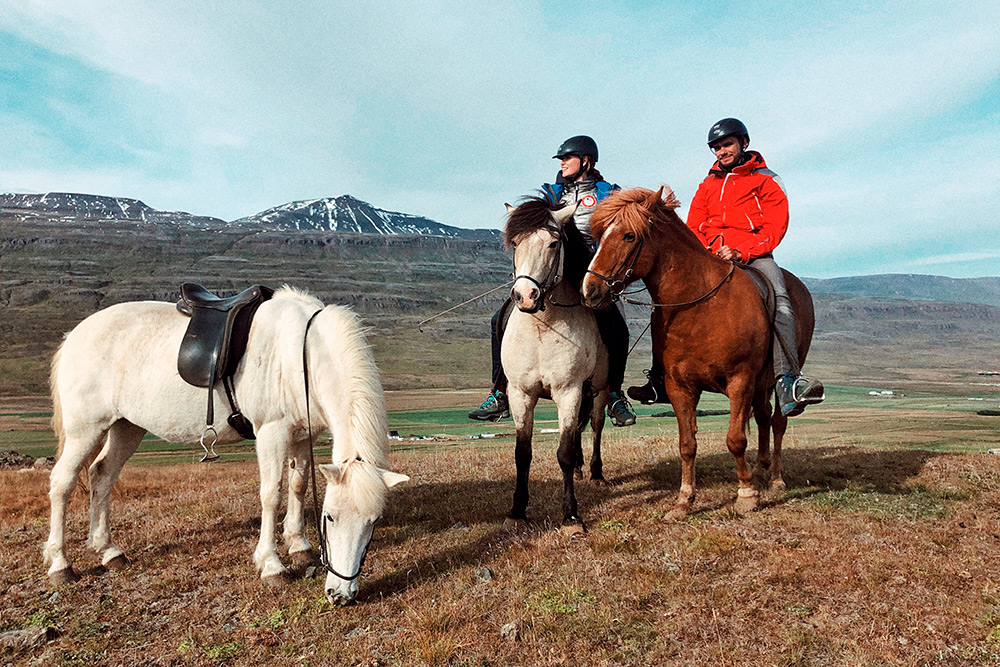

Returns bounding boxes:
[628,118,824,416]
[469,135,637,427]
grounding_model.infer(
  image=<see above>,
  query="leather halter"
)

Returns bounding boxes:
[512,224,567,312]
[303,309,377,582]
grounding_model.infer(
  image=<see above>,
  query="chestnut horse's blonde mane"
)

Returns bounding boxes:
[590,186,682,241]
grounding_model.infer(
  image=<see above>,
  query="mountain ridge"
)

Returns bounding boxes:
[1,191,498,239]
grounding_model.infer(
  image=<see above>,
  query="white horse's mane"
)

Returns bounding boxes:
[271,286,388,465]
[315,304,388,469]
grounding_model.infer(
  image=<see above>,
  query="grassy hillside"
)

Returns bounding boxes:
[3,208,1000,400]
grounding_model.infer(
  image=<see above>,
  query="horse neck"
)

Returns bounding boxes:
[642,217,730,302]
[306,309,388,468]
[547,278,583,308]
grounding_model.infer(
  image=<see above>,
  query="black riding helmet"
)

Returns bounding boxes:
[553,135,599,163]
[707,118,749,147]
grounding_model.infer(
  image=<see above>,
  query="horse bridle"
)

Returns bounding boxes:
[512,224,567,312]
[585,235,645,299]
[303,309,378,583]
[585,224,736,309]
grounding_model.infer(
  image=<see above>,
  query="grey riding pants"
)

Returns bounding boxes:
[747,255,798,378]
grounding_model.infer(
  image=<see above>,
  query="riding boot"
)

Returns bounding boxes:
[627,366,669,405]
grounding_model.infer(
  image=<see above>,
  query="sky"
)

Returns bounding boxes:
[1,0,999,279]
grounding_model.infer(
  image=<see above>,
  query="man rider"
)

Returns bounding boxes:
[627,118,824,416]
[469,135,638,426]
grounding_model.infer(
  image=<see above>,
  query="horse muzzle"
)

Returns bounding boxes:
[581,275,611,309]
[511,281,543,313]
[326,578,359,606]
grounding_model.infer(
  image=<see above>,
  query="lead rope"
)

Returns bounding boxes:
[418,280,515,330]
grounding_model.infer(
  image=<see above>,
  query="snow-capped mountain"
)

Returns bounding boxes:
[231,195,497,239]
[0,192,225,226]
[1,191,499,239]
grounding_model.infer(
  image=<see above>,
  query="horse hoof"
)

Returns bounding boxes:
[263,572,294,588]
[590,476,613,487]
[503,517,529,533]
[104,554,132,571]
[734,495,759,515]
[770,479,787,493]
[290,550,320,567]
[49,568,80,586]
[559,522,586,538]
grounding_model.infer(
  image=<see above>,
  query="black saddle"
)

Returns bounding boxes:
[177,283,273,448]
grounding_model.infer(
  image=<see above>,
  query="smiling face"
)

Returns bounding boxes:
[709,135,746,169]
[559,154,588,181]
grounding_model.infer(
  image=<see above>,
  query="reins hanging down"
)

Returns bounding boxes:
[302,309,377,582]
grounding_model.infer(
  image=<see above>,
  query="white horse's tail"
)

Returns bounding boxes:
[50,342,66,456]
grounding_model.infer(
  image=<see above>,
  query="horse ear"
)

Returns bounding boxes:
[319,463,346,485]
[649,186,665,209]
[379,469,410,489]
[551,201,579,228]
[660,185,681,209]
[505,203,515,215]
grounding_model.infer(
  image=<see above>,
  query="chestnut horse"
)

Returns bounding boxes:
[581,187,814,517]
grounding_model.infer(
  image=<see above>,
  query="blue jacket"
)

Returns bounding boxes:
[542,179,618,250]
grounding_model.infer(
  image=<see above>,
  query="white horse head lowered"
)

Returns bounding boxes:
[44,286,408,606]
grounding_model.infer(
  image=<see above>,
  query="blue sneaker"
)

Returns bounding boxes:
[607,391,636,427]
[468,390,509,421]
[776,374,825,417]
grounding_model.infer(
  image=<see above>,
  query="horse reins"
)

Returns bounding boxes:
[303,309,376,582]
[586,224,737,309]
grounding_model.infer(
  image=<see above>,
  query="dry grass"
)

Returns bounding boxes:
[3,410,1000,666]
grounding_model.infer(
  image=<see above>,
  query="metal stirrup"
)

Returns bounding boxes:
[199,426,219,462]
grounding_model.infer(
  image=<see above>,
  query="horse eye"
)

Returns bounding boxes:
[623,232,636,242]
[548,241,559,249]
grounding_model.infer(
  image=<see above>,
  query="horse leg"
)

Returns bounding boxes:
[253,423,292,582]
[668,393,700,520]
[727,386,759,514]
[88,420,145,571]
[574,386,594,479]
[589,390,609,484]
[769,403,789,492]
[44,427,109,584]
[751,389,773,488]
[504,390,537,530]
[553,387,585,534]
[283,438,320,568]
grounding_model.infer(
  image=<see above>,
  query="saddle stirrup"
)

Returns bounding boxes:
[200,426,219,462]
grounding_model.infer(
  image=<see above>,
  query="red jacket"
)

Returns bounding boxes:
[686,151,788,261]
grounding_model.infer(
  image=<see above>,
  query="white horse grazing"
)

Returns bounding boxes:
[501,198,609,535]
[45,287,408,605]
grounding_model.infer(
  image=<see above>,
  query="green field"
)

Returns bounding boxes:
[4,384,997,464]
